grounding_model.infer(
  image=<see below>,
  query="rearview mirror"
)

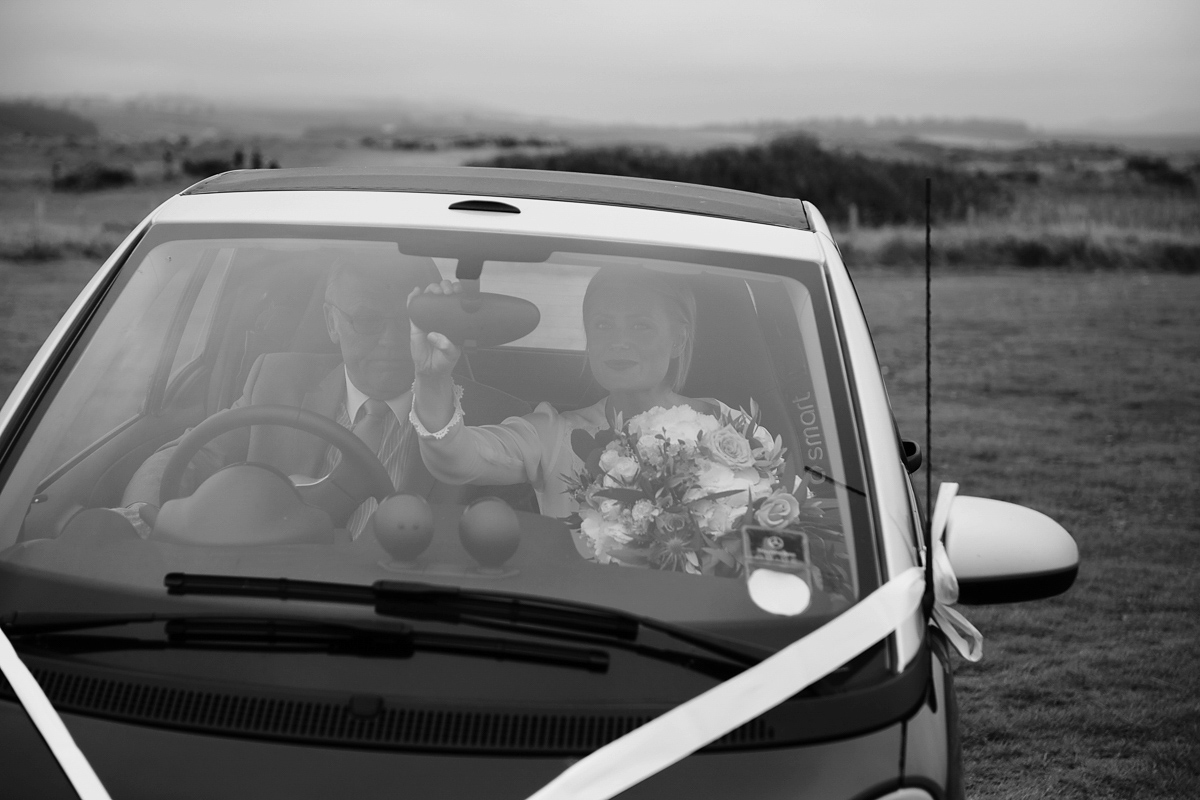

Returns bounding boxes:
[945,496,1078,604]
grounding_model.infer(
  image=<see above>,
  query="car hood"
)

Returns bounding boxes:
[0,698,905,800]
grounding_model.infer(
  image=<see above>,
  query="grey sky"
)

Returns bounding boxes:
[2,0,1197,130]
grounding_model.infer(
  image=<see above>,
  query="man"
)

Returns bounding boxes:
[122,252,528,538]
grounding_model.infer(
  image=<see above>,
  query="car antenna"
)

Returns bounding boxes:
[924,177,935,611]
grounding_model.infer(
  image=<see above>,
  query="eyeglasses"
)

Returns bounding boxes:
[329,304,407,337]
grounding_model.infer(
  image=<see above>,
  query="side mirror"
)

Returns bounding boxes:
[945,496,1078,604]
[900,438,923,474]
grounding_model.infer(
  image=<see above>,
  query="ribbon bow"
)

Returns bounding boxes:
[928,482,984,662]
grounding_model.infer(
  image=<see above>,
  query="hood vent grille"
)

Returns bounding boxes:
[2,664,774,755]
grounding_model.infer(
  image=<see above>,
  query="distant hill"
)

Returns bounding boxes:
[0,101,98,137]
[10,95,1197,156]
[477,134,1010,226]
[728,117,1035,143]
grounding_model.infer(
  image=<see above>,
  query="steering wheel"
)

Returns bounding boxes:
[159,405,396,524]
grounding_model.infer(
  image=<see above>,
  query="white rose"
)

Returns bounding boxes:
[607,455,640,483]
[582,509,632,542]
[632,499,656,524]
[598,445,622,472]
[579,510,604,543]
[630,405,719,445]
[695,460,766,505]
[695,460,738,495]
[703,425,755,469]
[635,434,666,465]
[591,517,634,562]
[598,498,621,517]
[754,491,801,529]
[701,501,736,535]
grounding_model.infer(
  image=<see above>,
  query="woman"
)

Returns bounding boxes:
[408,266,722,526]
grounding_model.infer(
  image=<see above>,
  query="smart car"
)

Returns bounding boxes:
[0,167,1078,799]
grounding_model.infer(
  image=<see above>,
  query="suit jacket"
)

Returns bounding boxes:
[123,352,531,507]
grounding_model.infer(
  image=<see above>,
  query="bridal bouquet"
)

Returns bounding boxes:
[566,401,813,576]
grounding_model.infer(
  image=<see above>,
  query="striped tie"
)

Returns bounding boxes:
[352,399,390,454]
[322,399,430,539]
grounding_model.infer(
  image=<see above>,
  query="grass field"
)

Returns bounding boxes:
[858,269,1199,799]
[837,219,1200,272]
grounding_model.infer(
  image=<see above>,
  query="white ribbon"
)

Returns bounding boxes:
[527,565,926,800]
[0,627,113,800]
[929,483,983,662]
[528,482,986,800]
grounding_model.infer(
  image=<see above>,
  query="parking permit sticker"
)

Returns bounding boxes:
[743,527,814,616]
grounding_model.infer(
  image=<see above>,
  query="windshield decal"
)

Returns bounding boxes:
[743,527,815,615]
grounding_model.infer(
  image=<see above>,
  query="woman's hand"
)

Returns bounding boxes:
[409,281,462,380]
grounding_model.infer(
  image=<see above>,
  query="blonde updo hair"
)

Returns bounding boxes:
[582,266,697,393]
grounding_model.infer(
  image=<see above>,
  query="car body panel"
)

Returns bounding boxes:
[0,697,906,800]
[183,166,813,231]
[149,190,825,263]
[817,233,925,669]
[902,640,961,800]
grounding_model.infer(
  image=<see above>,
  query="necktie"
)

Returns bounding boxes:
[352,399,390,454]
[340,399,394,540]
[339,397,435,539]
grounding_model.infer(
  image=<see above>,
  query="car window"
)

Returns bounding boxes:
[436,257,591,351]
[169,250,233,381]
[0,224,869,654]
[39,241,219,475]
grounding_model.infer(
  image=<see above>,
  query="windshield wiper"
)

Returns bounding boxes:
[4,614,609,673]
[163,573,763,677]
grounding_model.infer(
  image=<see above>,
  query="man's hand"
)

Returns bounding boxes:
[409,281,462,380]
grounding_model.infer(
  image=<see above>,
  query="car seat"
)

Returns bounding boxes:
[681,274,807,486]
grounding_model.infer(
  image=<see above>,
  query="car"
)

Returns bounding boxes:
[0,166,1078,799]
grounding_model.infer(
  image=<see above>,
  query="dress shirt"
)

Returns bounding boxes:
[322,368,414,539]
[342,368,411,431]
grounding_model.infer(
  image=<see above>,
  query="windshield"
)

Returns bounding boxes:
[0,223,873,660]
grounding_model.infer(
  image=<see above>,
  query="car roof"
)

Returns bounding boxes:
[182,166,812,231]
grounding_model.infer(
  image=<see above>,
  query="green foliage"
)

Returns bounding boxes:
[0,101,98,138]
[51,161,136,192]
[1124,155,1195,192]
[0,222,126,262]
[181,157,234,178]
[1003,189,1200,234]
[839,225,1200,273]
[476,134,1010,225]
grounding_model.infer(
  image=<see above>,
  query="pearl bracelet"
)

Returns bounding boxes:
[409,381,464,440]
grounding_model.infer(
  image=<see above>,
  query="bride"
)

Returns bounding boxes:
[407,266,729,518]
